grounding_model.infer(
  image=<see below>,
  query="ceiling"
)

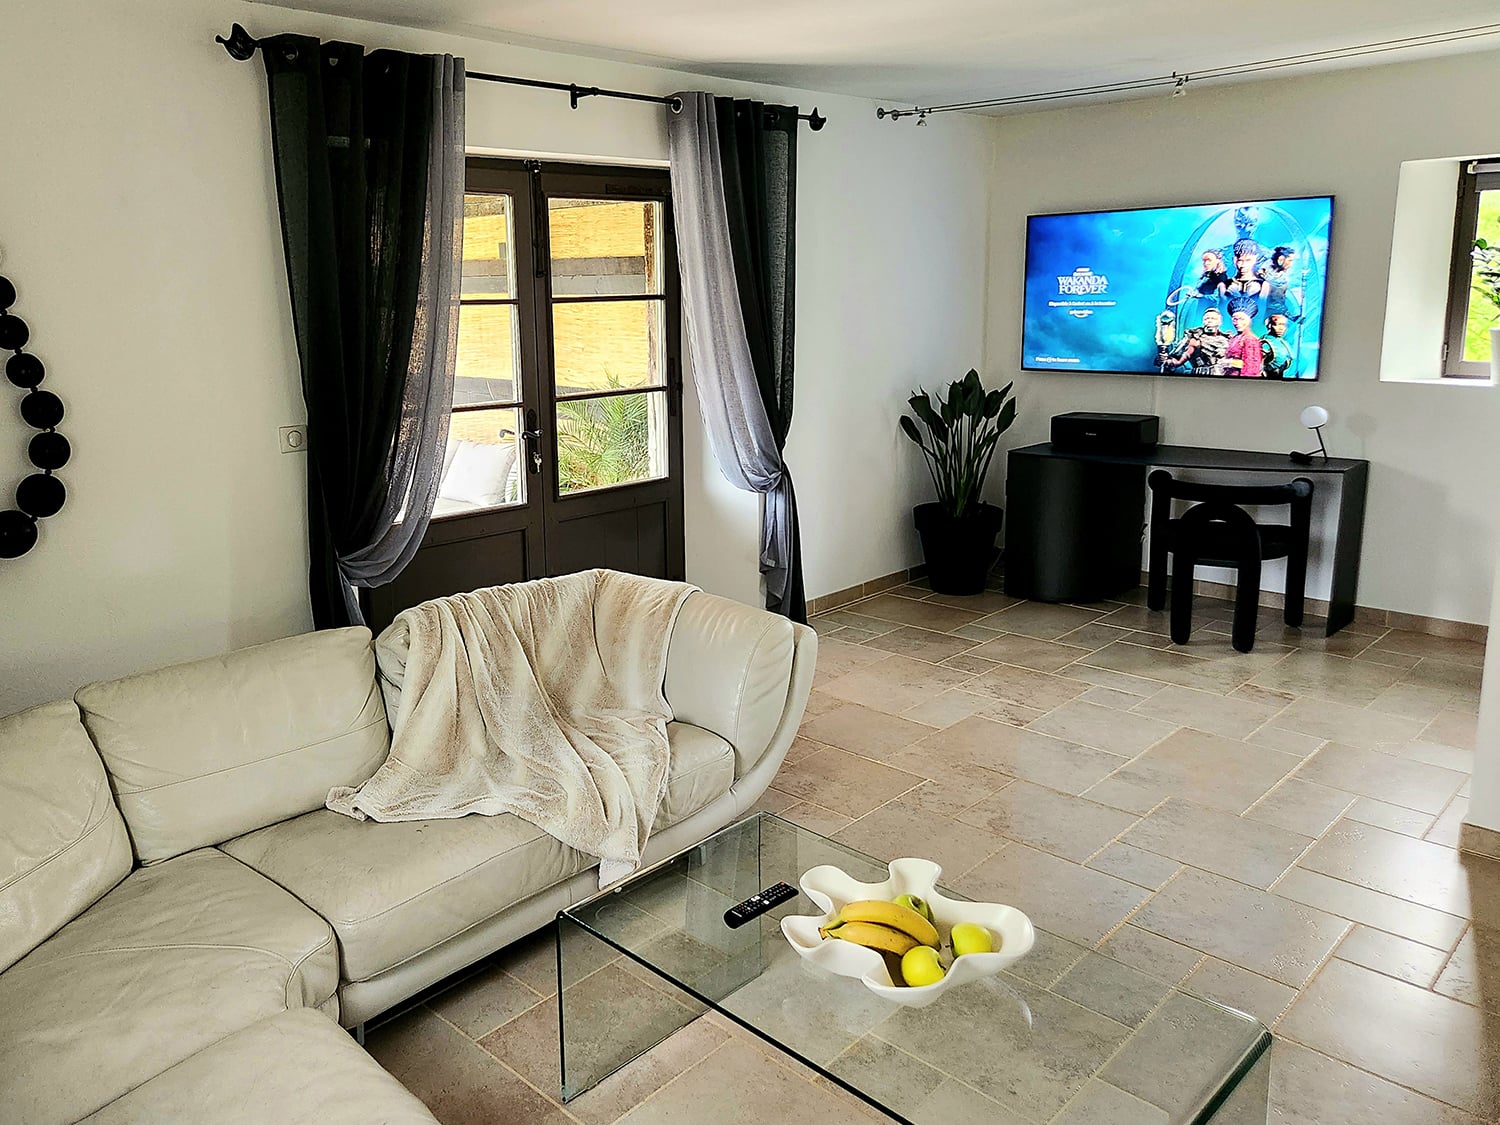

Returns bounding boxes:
[253,0,1500,110]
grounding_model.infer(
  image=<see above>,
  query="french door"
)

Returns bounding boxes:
[367,159,685,631]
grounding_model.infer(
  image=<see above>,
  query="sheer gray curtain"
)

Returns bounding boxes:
[667,91,805,620]
[338,56,466,622]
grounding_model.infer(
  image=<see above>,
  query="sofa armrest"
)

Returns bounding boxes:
[664,592,817,777]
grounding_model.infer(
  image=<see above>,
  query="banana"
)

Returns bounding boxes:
[819,920,921,957]
[831,899,941,948]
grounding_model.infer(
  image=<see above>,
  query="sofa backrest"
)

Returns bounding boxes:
[664,591,796,776]
[0,700,133,973]
[75,627,391,865]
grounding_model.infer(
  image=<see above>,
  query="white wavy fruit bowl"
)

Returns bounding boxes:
[779,857,1035,1008]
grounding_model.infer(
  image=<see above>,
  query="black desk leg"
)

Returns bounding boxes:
[1326,462,1368,636]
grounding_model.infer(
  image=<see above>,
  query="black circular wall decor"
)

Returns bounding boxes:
[1,269,67,559]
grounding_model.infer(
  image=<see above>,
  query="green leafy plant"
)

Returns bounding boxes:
[899,369,1016,518]
[1471,238,1500,321]
[556,374,652,493]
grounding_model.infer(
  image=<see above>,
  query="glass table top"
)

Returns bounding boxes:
[558,813,1270,1124]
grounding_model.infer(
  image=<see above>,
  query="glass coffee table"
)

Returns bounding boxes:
[557,813,1270,1123]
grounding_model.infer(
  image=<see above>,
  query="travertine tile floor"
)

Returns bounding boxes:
[366,582,1500,1124]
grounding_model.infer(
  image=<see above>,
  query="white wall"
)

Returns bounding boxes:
[985,49,1500,627]
[0,0,991,715]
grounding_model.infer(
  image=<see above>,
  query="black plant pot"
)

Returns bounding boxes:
[913,502,1004,596]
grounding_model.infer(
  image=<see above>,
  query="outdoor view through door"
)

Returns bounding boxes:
[367,160,685,630]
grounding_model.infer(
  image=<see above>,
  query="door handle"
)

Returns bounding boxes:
[521,409,543,475]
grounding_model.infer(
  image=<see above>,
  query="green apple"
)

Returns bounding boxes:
[900,944,946,987]
[893,893,935,925]
[950,922,995,957]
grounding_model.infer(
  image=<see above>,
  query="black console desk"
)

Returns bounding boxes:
[1004,443,1370,636]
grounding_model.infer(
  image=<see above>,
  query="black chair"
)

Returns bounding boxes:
[1146,470,1314,653]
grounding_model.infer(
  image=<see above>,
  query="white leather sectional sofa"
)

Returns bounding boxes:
[0,590,815,1124]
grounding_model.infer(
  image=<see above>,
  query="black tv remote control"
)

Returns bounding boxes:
[723,882,799,928]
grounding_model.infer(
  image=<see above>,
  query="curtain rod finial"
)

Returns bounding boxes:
[216,23,260,61]
[808,108,826,131]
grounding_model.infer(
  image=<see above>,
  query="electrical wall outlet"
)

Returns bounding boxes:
[278,425,308,454]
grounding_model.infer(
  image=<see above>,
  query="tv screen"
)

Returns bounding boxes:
[1022,197,1333,380]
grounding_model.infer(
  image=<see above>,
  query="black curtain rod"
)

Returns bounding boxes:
[216,24,827,130]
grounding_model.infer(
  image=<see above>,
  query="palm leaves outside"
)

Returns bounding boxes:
[899,369,1016,518]
[556,373,653,493]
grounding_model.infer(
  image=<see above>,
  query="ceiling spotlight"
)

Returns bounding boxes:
[917,111,929,126]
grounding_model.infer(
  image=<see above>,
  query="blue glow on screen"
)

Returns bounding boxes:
[1022,198,1332,380]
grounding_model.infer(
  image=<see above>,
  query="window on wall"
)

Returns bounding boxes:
[1443,159,1500,378]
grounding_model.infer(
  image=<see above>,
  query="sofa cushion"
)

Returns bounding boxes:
[0,700,132,974]
[0,848,338,1125]
[222,721,735,985]
[79,1008,437,1124]
[75,627,390,864]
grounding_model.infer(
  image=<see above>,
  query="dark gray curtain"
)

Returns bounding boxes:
[667,92,805,622]
[261,36,464,628]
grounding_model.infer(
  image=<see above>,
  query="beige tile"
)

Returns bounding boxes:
[1083,728,1300,815]
[1026,699,1178,757]
[977,600,1106,640]
[897,776,1005,818]
[812,608,900,636]
[429,965,546,1039]
[1060,663,1169,698]
[1054,621,1136,652]
[1335,924,1450,987]
[777,800,854,836]
[854,592,984,632]
[1055,1080,1169,1125]
[1346,795,1437,837]
[1268,1039,1487,1125]
[963,661,1090,712]
[861,623,980,664]
[1098,924,1204,984]
[1372,629,1487,667]
[782,736,822,766]
[1053,951,1173,1027]
[770,746,923,818]
[1077,685,1154,711]
[1270,696,1427,749]
[1427,798,1472,848]
[1422,708,1479,751]
[899,689,995,729]
[618,1038,860,1124]
[894,717,1128,795]
[1184,958,1297,1026]
[823,1037,958,1124]
[1434,924,1500,1010]
[940,651,1001,675]
[1279,959,1500,1117]
[1130,683,1283,740]
[1397,740,1476,773]
[798,701,934,759]
[1272,866,1467,951]
[1250,651,1405,707]
[1230,681,1298,709]
[1082,641,1260,695]
[834,791,1007,880]
[820,652,974,714]
[966,631,1091,673]
[1297,820,1500,917]
[367,1007,574,1125]
[923,588,1022,613]
[749,786,798,816]
[954,844,1149,946]
[811,638,886,686]
[1295,744,1466,815]
[1403,658,1484,700]
[1123,799,1314,889]
[950,621,1006,642]
[495,924,617,997]
[981,699,1051,727]
[799,689,842,718]
[1246,724,1326,757]
[1245,779,1355,837]
[1367,680,1461,723]
[957,780,1140,862]
[1132,868,1349,987]
[1086,842,1182,890]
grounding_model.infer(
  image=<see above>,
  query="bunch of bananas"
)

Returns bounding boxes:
[819,896,943,985]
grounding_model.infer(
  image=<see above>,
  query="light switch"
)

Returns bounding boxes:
[279,425,308,454]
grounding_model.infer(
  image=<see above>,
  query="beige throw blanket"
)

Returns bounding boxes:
[327,570,697,886]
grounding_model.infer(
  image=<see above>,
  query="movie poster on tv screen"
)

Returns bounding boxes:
[1022,197,1332,380]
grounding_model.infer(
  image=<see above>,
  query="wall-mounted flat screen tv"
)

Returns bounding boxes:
[1022,196,1333,380]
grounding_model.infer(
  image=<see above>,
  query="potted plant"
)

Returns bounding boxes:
[1471,238,1500,382]
[898,370,1017,595]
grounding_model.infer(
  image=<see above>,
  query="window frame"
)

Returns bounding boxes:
[1442,159,1500,379]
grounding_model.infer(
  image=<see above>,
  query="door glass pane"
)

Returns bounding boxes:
[434,407,525,517]
[549,199,663,296]
[1462,188,1500,363]
[455,304,519,405]
[552,300,665,396]
[555,390,668,496]
[462,194,515,298]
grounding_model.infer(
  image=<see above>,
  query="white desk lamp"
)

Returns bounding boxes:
[1290,405,1329,464]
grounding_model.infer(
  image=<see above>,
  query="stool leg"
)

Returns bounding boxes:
[1170,549,1196,646]
[1233,555,1262,654]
